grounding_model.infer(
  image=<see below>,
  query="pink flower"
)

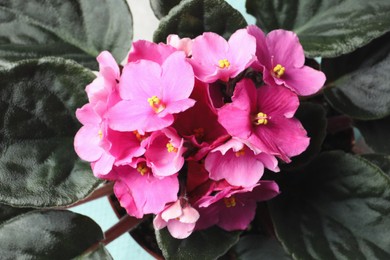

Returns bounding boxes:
[74,103,115,177]
[113,164,179,218]
[154,199,200,239]
[247,25,326,96]
[195,181,279,231]
[85,51,121,115]
[127,40,176,64]
[190,29,256,83]
[144,128,186,177]
[167,34,193,57]
[173,81,229,160]
[205,138,279,187]
[108,52,195,134]
[218,79,309,162]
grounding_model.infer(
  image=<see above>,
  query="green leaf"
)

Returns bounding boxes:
[156,226,241,260]
[324,52,390,120]
[150,0,182,19]
[269,151,390,259]
[361,154,390,177]
[153,0,247,43]
[233,235,291,260]
[74,244,113,260]
[246,0,390,57]
[0,203,31,225]
[0,210,103,259]
[281,102,327,170]
[355,117,390,154]
[0,0,133,69]
[0,57,101,207]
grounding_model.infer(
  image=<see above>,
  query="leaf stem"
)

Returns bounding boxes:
[101,214,143,246]
[66,182,114,208]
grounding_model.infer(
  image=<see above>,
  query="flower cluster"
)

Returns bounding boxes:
[74,25,325,239]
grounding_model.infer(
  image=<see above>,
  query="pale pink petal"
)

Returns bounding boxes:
[167,220,196,239]
[119,60,162,100]
[161,200,182,221]
[153,214,168,230]
[97,51,120,80]
[128,40,177,64]
[161,52,194,102]
[74,125,103,162]
[283,66,326,96]
[76,104,101,126]
[266,30,305,68]
[180,207,200,224]
[167,34,193,56]
[163,99,196,115]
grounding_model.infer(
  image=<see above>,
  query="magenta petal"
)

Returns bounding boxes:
[119,60,162,100]
[247,25,271,69]
[192,32,229,67]
[128,40,176,65]
[227,29,256,74]
[250,181,280,201]
[97,51,120,80]
[164,99,196,115]
[92,152,115,176]
[266,30,305,68]
[283,66,326,96]
[76,104,101,126]
[218,199,257,231]
[161,52,194,101]
[257,85,299,118]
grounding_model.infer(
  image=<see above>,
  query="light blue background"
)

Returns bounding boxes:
[71,1,254,259]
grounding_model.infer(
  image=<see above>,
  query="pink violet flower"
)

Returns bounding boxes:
[167,34,193,57]
[108,51,196,134]
[195,181,280,231]
[113,164,179,218]
[247,25,326,96]
[218,79,310,162]
[190,29,256,83]
[85,51,121,115]
[205,138,279,187]
[74,103,115,177]
[127,40,177,64]
[144,128,186,177]
[154,199,200,239]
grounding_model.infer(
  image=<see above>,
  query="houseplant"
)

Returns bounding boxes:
[0,0,389,259]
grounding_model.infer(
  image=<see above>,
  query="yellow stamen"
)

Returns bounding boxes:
[193,128,205,139]
[147,95,166,113]
[136,162,149,176]
[166,142,178,153]
[133,130,146,141]
[273,64,285,78]
[254,112,268,125]
[224,196,236,208]
[235,148,245,157]
[98,129,103,139]
[218,59,230,69]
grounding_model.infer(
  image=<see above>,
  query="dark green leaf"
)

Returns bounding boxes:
[361,154,390,177]
[156,226,241,260]
[281,102,327,170]
[246,0,390,57]
[74,244,113,260]
[153,0,247,43]
[0,210,103,259]
[324,52,390,120]
[233,235,291,260]
[269,151,390,259]
[150,0,182,19]
[355,117,390,154]
[0,0,133,69]
[0,203,31,225]
[0,57,101,207]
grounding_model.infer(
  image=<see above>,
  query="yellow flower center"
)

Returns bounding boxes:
[235,148,245,157]
[98,129,103,139]
[147,95,166,113]
[166,142,178,153]
[218,59,230,69]
[224,196,236,208]
[273,64,285,78]
[136,162,149,176]
[133,130,146,142]
[254,112,269,125]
